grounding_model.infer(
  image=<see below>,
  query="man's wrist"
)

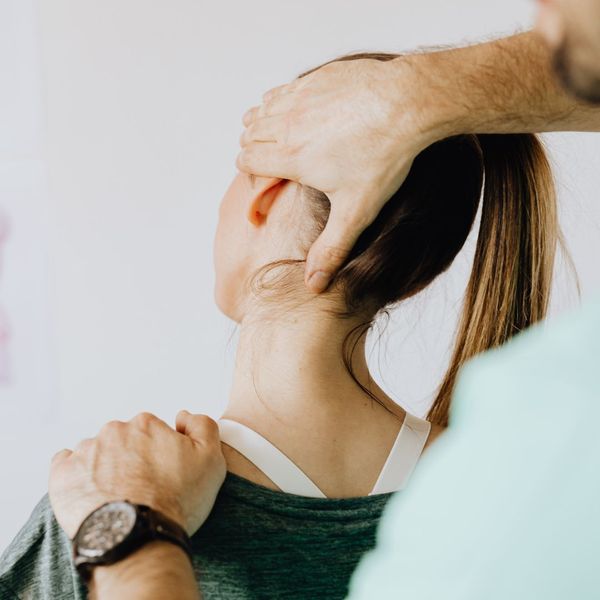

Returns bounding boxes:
[89,541,199,600]
[408,31,548,137]
[390,31,600,142]
[387,48,470,151]
[385,53,453,152]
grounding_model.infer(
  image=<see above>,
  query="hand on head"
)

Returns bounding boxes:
[49,411,226,538]
[237,56,439,292]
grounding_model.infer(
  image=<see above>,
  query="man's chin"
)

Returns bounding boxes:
[553,43,600,104]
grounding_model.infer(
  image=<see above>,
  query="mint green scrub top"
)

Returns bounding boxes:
[349,296,600,599]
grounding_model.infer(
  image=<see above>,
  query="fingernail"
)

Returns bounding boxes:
[308,271,331,293]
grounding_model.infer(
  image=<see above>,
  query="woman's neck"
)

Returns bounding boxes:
[222,305,402,435]
[219,304,413,497]
[218,302,448,497]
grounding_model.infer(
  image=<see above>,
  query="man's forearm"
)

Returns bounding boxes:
[89,542,200,600]
[401,30,600,141]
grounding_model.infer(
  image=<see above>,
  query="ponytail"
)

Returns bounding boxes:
[427,134,558,426]
[300,55,560,426]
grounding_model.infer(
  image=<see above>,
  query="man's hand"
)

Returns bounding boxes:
[49,411,226,538]
[238,56,436,293]
[238,32,600,294]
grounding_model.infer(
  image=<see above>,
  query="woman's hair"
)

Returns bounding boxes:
[258,52,560,427]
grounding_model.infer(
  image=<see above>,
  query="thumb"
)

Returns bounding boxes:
[305,204,369,293]
[176,411,220,445]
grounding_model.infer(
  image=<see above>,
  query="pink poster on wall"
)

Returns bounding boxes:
[0,209,11,384]
[0,0,57,420]
[0,162,57,422]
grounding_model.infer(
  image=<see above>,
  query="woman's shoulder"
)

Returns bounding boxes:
[0,494,86,600]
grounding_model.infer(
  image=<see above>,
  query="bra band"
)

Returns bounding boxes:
[218,419,327,498]
[369,412,431,495]
[218,412,431,498]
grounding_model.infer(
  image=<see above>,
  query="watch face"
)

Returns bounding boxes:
[75,501,137,558]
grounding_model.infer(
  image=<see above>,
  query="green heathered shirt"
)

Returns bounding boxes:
[0,472,392,600]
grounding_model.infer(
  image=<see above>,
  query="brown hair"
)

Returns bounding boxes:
[297,53,559,427]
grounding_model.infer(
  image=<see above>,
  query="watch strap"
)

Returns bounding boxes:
[138,504,193,558]
[74,502,193,583]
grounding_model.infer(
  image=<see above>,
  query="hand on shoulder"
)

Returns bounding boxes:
[49,411,226,538]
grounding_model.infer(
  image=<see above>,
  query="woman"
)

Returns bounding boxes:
[0,53,559,599]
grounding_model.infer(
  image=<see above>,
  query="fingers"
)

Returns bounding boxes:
[175,410,220,445]
[51,448,73,466]
[262,80,300,103]
[130,412,169,432]
[99,419,127,437]
[74,438,95,453]
[239,84,304,177]
[305,204,372,293]
[243,106,258,127]
[240,116,281,146]
[243,93,298,128]
[236,143,297,181]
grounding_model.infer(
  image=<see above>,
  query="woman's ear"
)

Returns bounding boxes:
[246,177,286,226]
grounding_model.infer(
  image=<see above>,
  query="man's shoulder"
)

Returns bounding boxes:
[0,494,85,600]
[455,295,600,424]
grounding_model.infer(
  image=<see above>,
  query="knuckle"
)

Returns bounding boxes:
[201,415,219,435]
[196,414,219,434]
[235,152,245,169]
[257,103,268,118]
[243,106,257,125]
[236,151,249,171]
[133,412,157,429]
[100,420,125,436]
[51,448,70,465]
[263,86,281,102]
[74,438,94,453]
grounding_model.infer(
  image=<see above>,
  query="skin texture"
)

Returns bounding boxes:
[238,30,600,293]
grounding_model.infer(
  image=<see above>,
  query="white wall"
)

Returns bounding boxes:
[0,0,59,549]
[2,0,599,549]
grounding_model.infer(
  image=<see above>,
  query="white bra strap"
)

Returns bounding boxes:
[218,419,327,498]
[369,412,431,495]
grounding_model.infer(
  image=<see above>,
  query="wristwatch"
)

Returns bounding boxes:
[72,500,193,582]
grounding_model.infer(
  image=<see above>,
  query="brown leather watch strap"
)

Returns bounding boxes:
[138,504,193,558]
[73,501,193,583]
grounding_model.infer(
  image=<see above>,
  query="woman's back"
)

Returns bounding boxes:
[0,475,391,600]
[218,411,432,498]
[194,472,391,599]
